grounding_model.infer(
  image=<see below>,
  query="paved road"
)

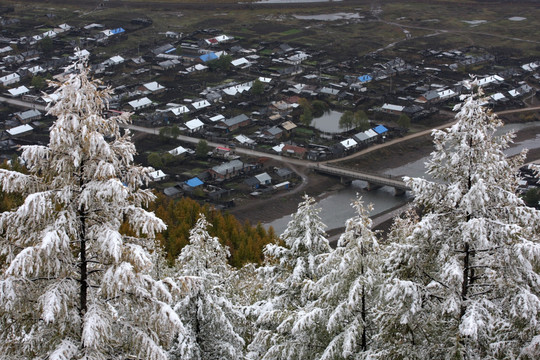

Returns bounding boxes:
[0,96,47,112]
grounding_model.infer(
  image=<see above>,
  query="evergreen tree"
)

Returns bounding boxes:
[170,214,245,360]
[0,61,182,359]
[292,196,380,360]
[248,195,331,360]
[376,84,540,359]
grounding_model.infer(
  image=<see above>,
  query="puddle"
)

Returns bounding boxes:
[462,20,487,26]
[508,16,526,21]
[293,12,363,21]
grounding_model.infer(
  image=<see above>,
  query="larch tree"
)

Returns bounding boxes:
[248,194,332,360]
[292,196,381,360]
[0,61,182,359]
[376,83,540,359]
[170,213,245,360]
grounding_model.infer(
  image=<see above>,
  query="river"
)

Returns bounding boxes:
[266,121,540,235]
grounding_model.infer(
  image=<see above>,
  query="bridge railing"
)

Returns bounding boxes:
[311,163,411,190]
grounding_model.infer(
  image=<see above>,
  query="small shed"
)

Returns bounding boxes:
[185,177,204,188]
[255,172,272,186]
[149,170,167,181]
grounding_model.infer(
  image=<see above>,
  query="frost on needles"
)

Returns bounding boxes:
[0,61,181,359]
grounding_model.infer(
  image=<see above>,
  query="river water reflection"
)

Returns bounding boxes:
[266,121,540,235]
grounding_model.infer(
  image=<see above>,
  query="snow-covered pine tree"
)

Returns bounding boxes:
[0,61,182,359]
[291,196,380,360]
[248,194,332,360]
[376,83,540,359]
[170,213,245,360]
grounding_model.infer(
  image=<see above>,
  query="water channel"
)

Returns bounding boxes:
[266,121,540,235]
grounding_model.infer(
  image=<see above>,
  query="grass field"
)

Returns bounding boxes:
[4,0,540,59]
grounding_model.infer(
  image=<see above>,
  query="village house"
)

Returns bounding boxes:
[218,114,251,132]
[208,159,244,181]
[381,103,405,115]
[7,86,29,98]
[128,97,153,111]
[184,118,205,133]
[141,81,166,94]
[0,73,20,86]
[263,126,283,140]
[14,109,41,124]
[149,169,168,182]
[282,144,307,159]
[340,138,358,152]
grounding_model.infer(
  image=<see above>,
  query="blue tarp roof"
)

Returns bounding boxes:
[165,47,177,54]
[373,125,388,134]
[111,28,125,35]
[185,177,204,188]
[358,74,372,83]
[199,52,218,62]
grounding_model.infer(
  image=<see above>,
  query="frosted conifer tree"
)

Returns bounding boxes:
[248,194,331,360]
[0,61,182,359]
[376,84,540,359]
[170,213,245,360]
[291,196,380,360]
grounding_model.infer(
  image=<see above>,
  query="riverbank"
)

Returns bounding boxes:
[227,122,540,235]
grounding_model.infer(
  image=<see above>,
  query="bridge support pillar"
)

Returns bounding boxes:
[366,182,382,191]
[340,176,352,185]
[394,187,406,196]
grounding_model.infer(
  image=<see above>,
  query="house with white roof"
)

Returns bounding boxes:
[26,65,45,75]
[169,146,190,156]
[149,169,167,181]
[6,124,33,137]
[468,75,504,89]
[142,81,165,93]
[0,46,13,55]
[491,92,507,102]
[128,97,152,111]
[185,119,204,133]
[209,114,225,123]
[340,138,358,151]
[437,88,457,101]
[170,105,190,116]
[192,99,211,110]
[231,57,251,69]
[73,49,90,59]
[0,73,20,86]
[41,93,61,104]
[7,86,29,97]
[235,134,256,145]
[381,103,405,114]
[108,55,125,65]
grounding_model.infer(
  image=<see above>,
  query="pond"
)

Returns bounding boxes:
[310,110,347,133]
[293,13,362,21]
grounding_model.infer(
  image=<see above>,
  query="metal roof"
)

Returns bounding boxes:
[185,177,204,188]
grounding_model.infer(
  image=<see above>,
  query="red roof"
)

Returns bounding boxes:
[216,146,230,152]
[285,96,300,104]
[282,144,307,154]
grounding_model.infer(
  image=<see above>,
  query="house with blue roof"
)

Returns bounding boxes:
[358,74,372,83]
[373,125,388,135]
[185,177,204,188]
[199,52,218,63]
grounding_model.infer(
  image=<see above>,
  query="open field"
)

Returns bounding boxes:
[5,0,540,59]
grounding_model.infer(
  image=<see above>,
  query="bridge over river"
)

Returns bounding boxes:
[312,163,411,196]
